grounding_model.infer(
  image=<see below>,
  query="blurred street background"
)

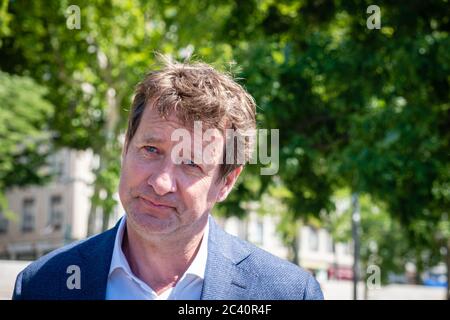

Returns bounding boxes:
[0,1,449,299]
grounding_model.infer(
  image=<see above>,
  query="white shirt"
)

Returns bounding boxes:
[105,215,209,300]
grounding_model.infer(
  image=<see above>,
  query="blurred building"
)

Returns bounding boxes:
[0,149,99,260]
[0,148,353,280]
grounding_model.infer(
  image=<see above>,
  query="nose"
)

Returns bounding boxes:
[147,160,177,196]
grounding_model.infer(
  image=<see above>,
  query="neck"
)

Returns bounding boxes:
[122,216,208,295]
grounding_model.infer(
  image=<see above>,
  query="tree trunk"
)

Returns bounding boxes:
[102,207,110,232]
[87,183,100,236]
[415,249,424,285]
[86,204,97,236]
[363,263,369,300]
[289,232,300,266]
[90,45,121,235]
[446,238,450,300]
[351,192,361,300]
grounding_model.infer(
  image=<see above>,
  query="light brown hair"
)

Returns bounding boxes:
[125,55,257,179]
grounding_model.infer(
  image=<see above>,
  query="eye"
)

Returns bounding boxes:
[182,159,200,169]
[144,146,158,154]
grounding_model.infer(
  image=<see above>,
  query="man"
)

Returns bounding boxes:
[12,57,323,300]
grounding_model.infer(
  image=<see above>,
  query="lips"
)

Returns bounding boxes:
[139,196,174,210]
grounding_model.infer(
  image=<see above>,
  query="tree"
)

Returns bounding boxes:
[221,0,449,297]
[0,71,53,217]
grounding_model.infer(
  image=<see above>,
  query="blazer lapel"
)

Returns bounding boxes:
[73,219,120,299]
[201,216,254,300]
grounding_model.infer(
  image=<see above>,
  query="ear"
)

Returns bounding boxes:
[216,166,243,203]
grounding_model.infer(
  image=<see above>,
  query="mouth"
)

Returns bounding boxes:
[139,196,174,211]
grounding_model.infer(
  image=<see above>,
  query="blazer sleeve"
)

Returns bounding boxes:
[12,271,24,300]
[303,274,324,300]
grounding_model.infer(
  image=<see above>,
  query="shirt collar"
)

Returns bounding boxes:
[182,216,209,280]
[108,214,209,281]
[108,215,133,277]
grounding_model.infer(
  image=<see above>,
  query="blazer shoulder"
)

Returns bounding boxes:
[218,227,323,299]
[13,227,117,299]
[20,229,109,277]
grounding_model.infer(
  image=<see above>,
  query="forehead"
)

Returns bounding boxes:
[136,105,184,138]
[135,104,225,148]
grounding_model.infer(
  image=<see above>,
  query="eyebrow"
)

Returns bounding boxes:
[138,133,216,168]
[139,134,165,144]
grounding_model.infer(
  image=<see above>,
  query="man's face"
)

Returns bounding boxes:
[119,105,241,240]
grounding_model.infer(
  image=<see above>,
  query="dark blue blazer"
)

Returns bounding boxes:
[12,216,324,300]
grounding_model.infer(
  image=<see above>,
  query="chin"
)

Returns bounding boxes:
[127,209,177,236]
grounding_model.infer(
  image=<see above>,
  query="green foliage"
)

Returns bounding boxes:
[222,0,449,278]
[0,71,53,213]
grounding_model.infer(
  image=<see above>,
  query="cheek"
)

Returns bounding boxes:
[119,155,151,193]
[180,178,221,212]
[118,162,136,203]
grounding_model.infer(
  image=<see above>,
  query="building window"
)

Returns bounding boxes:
[22,198,35,233]
[325,232,334,253]
[253,219,264,245]
[308,227,319,252]
[49,195,63,231]
[345,241,353,255]
[47,153,65,180]
[0,211,8,234]
[238,218,248,241]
